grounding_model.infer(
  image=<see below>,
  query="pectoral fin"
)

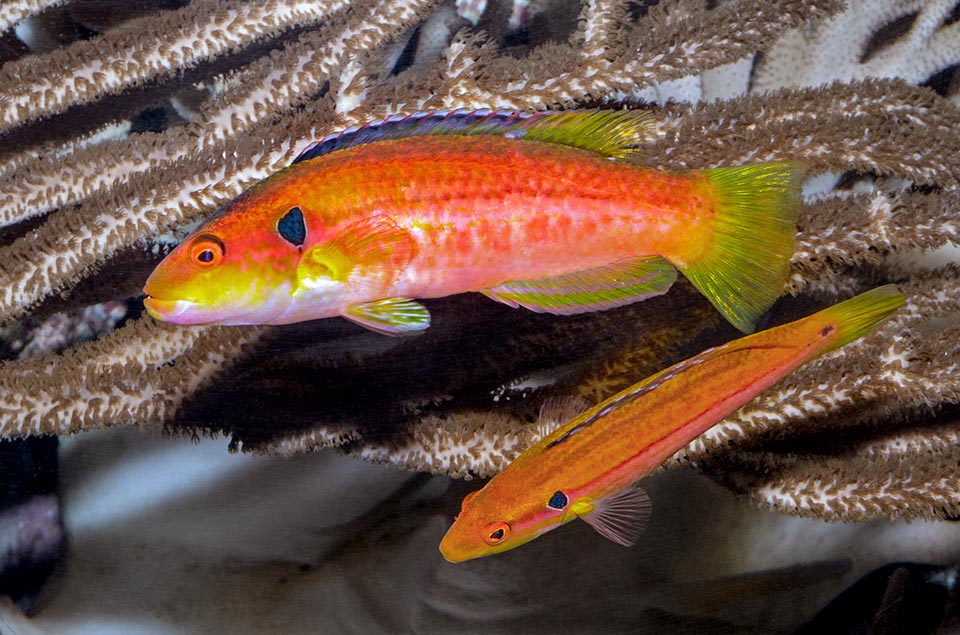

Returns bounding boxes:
[483,257,677,315]
[576,484,651,547]
[297,215,416,289]
[297,242,352,288]
[343,297,430,335]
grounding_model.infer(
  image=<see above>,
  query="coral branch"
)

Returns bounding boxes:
[577,0,628,60]
[789,188,960,292]
[754,0,960,90]
[0,0,348,135]
[0,0,958,524]
[399,0,841,111]
[0,0,440,228]
[641,79,960,186]
[0,0,64,34]
[0,318,261,436]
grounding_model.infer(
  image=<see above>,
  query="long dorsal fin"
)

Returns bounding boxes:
[293,109,656,163]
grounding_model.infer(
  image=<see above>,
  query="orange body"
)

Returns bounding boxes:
[284,136,712,286]
[142,110,800,333]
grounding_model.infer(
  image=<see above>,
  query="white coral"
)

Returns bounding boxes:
[754,0,960,92]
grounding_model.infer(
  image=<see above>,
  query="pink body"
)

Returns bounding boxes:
[337,139,705,295]
[143,115,797,333]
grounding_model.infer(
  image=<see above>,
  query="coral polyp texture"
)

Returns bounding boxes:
[2,0,960,523]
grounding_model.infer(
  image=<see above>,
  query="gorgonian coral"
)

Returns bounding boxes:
[2,0,960,522]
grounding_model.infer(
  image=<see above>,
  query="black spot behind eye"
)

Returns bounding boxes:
[547,491,568,510]
[277,206,306,247]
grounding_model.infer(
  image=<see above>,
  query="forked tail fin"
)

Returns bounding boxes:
[679,162,804,333]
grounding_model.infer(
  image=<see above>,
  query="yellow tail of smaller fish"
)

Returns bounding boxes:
[680,162,804,333]
[817,284,906,351]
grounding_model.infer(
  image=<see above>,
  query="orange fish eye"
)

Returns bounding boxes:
[482,522,511,546]
[189,234,225,268]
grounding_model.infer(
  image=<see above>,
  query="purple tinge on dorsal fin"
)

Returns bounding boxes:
[292,108,655,164]
[292,109,546,164]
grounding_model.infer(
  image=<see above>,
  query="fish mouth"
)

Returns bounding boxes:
[438,542,466,564]
[143,297,202,323]
[438,532,475,563]
[143,295,285,325]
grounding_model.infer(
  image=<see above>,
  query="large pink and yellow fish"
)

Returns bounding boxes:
[439,285,905,562]
[144,109,803,334]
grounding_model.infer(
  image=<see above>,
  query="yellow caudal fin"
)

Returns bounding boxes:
[817,284,906,351]
[680,162,804,333]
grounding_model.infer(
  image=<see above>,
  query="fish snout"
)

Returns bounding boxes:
[143,297,198,323]
[438,527,473,563]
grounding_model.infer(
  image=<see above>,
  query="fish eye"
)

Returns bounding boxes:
[482,522,511,545]
[189,234,225,268]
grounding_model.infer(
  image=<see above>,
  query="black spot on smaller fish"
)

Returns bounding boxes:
[547,491,568,510]
[821,325,835,337]
[278,206,306,247]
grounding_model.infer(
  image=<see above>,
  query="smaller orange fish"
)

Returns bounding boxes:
[439,285,905,562]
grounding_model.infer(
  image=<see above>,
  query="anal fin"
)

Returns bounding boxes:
[577,484,652,547]
[343,297,430,336]
[483,257,677,316]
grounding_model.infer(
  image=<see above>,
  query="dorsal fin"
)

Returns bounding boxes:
[293,109,656,164]
[544,349,721,451]
[535,395,593,441]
